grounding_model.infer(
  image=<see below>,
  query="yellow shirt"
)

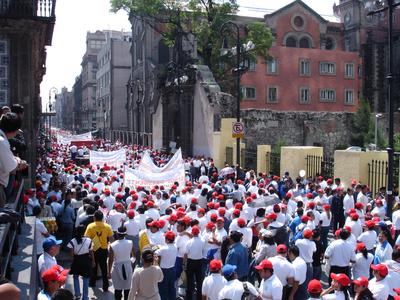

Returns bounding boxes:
[139,229,150,252]
[85,221,113,251]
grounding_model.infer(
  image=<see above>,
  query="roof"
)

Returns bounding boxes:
[265,0,327,24]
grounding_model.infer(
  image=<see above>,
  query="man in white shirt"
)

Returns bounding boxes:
[269,244,295,299]
[218,264,259,300]
[325,229,356,281]
[369,264,390,300]
[255,259,283,300]
[34,206,49,257]
[38,237,62,275]
[357,220,377,252]
[345,213,362,239]
[202,259,227,300]
[156,231,178,300]
[288,245,307,300]
[295,228,316,284]
[393,208,400,240]
[184,226,205,300]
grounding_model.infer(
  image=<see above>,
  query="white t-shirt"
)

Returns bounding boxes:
[35,219,48,255]
[322,290,346,300]
[185,236,205,260]
[269,255,295,286]
[259,274,283,300]
[67,237,92,255]
[175,233,190,258]
[291,256,307,285]
[0,130,18,186]
[125,218,140,236]
[393,210,400,230]
[155,243,177,269]
[38,252,57,275]
[295,239,316,263]
[358,230,377,251]
[202,273,227,300]
[218,279,259,300]
[352,252,374,279]
[369,277,390,300]
[110,239,133,263]
[325,239,356,267]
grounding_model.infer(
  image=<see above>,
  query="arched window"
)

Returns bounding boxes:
[286,36,297,48]
[325,37,336,50]
[299,37,311,48]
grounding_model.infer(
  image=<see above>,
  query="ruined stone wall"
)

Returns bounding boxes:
[241,109,354,157]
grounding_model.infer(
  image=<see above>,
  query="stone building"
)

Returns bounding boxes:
[96,32,131,140]
[54,87,73,130]
[0,0,56,181]
[72,75,82,133]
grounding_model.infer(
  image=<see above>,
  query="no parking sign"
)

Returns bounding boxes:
[232,121,244,139]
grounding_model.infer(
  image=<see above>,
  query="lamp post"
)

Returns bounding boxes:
[220,21,242,167]
[364,0,400,218]
[136,79,144,146]
[48,87,58,140]
[375,113,383,148]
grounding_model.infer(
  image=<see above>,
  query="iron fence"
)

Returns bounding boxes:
[266,152,281,176]
[305,155,334,178]
[241,149,257,172]
[225,147,233,166]
[368,160,388,197]
[0,0,56,18]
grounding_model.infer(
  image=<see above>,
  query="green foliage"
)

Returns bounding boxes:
[246,22,273,59]
[394,133,400,152]
[351,97,373,147]
[272,137,286,154]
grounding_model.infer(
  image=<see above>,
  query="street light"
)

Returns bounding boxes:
[375,113,383,149]
[220,21,242,168]
[364,0,400,217]
[136,79,144,146]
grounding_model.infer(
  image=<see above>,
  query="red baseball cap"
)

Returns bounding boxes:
[209,259,222,271]
[255,259,273,270]
[352,276,369,287]
[197,208,205,214]
[218,208,226,216]
[146,201,154,208]
[232,209,241,216]
[350,213,359,221]
[303,229,313,239]
[167,214,178,221]
[323,204,331,210]
[277,244,287,253]
[365,220,376,228]
[307,279,323,294]
[217,217,224,223]
[234,203,243,210]
[206,222,216,230]
[266,213,277,220]
[237,218,246,227]
[356,242,366,252]
[301,215,310,222]
[355,202,364,209]
[164,230,176,241]
[371,264,388,277]
[330,273,350,286]
[42,265,69,283]
[191,226,200,235]
[127,210,135,219]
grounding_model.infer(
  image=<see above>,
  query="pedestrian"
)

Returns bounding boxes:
[108,225,134,300]
[38,265,69,300]
[155,230,177,300]
[320,204,331,251]
[255,259,283,300]
[352,277,374,300]
[369,264,390,300]
[67,225,93,300]
[357,220,377,253]
[128,248,164,300]
[218,264,260,300]
[184,225,205,300]
[202,259,226,300]
[295,228,316,285]
[352,243,373,279]
[58,197,75,251]
[225,231,249,281]
[288,245,307,300]
[320,273,351,300]
[38,237,62,275]
[374,230,393,264]
[307,279,323,300]
[34,206,50,259]
[331,188,345,232]
[269,244,295,300]
[84,210,113,292]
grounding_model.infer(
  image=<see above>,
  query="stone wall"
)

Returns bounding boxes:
[242,109,354,157]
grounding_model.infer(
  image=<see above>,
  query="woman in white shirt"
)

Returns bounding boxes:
[68,225,94,300]
[320,204,332,250]
[321,273,351,300]
[352,243,373,279]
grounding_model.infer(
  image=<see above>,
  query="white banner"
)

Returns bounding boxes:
[89,149,126,168]
[125,149,185,190]
[57,132,93,145]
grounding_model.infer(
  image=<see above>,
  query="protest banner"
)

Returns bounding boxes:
[89,149,126,168]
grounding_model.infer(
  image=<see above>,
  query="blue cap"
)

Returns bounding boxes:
[222,264,237,277]
[43,237,62,251]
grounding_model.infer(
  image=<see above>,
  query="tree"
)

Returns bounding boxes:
[110,0,273,74]
[350,97,374,147]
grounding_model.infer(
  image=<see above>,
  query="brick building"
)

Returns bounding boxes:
[240,0,362,112]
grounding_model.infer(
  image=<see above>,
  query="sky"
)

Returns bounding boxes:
[40,0,337,109]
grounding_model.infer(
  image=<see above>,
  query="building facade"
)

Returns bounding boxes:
[54,87,73,130]
[96,32,131,140]
[240,0,362,112]
[72,75,82,133]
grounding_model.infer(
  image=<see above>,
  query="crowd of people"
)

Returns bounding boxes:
[2,104,400,300]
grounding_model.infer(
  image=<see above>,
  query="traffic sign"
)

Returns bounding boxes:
[232,121,244,138]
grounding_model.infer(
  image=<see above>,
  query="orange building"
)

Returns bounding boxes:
[240,0,362,113]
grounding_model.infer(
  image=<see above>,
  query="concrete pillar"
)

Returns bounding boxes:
[257,145,272,174]
[281,146,323,178]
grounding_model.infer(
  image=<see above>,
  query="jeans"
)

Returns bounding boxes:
[321,226,330,251]
[114,289,129,300]
[73,275,89,300]
[312,265,322,280]
[305,263,313,288]
[186,259,204,300]
[90,248,109,290]
[159,267,176,300]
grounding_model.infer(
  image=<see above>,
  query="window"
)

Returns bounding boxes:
[299,37,311,48]
[344,89,354,105]
[248,58,256,71]
[241,87,256,99]
[299,87,310,104]
[320,89,336,102]
[325,37,336,50]
[320,62,336,75]
[266,58,278,74]
[286,36,297,48]
[345,63,354,78]
[294,16,304,28]
[267,86,278,103]
[300,59,311,76]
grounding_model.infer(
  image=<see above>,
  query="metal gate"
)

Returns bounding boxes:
[266,152,281,176]
[368,160,388,197]
[305,155,334,178]
[241,149,257,171]
[225,146,233,166]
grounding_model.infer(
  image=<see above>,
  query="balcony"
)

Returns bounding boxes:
[0,0,56,19]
